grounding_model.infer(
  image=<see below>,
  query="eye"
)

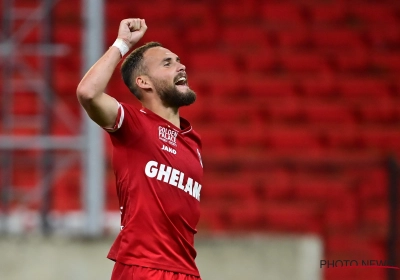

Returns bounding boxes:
[164,62,170,66]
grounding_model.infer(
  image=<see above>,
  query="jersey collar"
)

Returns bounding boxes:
[140,107,192,133]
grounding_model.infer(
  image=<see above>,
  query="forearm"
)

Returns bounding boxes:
[76,46,122,101]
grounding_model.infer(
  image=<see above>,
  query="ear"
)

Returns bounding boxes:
[136,76,152,90]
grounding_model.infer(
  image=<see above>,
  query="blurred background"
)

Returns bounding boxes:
[0,0,399,279]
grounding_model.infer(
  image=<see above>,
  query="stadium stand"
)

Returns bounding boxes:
[4,0,399,279]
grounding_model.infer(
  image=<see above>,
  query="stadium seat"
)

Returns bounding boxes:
[244,77,296,97]
[303,101,355,124]
[53,0,81,22]
[367,27,400,48]
[261,3,305,27]
[334,51,370,72]
[134,3,174,23]
[358,97,399,122]
[11,0,397,266]
[12,91,40,115]
[372,53,400,72]
[189,52,239,74]
[175,3,211,23]
[198,205,226,231]
[241,50,277,73]
[337,78,390,97]
[360,128,400,150]
[265,96,302,121]
[324,125,360,149]
[219,2,258,22]
[300,77,337,96]
[279,51,330,73]
[310,3,348,24]
[266,127,320,150]
[262,202,321,232]
[349,3,398,24]
[53,23,81,47]
[311,29,365,50]
[276,28,311,49]
[183,20,219,48]
[221,25,269,51]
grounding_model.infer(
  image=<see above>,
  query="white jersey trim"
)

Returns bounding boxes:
[103,101,125,132]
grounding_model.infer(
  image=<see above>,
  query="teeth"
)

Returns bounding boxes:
[177,77,186,82]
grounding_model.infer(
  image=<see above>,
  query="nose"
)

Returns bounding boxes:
[178,62,186,72]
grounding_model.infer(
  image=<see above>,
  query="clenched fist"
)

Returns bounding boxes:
[118,18,147,49]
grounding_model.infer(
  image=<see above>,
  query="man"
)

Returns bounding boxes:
[77,18,203,280]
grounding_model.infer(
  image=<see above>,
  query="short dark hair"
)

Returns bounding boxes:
[121,42,163,100]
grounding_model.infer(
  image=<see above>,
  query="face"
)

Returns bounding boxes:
[141,47,196,108]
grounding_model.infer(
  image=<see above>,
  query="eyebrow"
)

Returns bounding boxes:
[162,56,180,64]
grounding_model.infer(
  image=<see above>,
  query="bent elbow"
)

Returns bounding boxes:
[76,84,94,105]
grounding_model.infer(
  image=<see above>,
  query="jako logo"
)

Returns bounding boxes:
[161,144,176,154]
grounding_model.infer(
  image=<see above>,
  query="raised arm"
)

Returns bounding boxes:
[76,18,147,128]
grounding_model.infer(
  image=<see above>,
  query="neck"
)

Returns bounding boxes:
[142,100,180,128]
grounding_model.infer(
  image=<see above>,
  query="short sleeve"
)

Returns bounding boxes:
[103,102,125,132]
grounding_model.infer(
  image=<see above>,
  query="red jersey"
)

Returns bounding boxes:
[106,103,203,277]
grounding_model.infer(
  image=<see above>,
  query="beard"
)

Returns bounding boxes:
[151,76,196,108]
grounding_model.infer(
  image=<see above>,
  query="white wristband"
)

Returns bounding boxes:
[112,38,130,57]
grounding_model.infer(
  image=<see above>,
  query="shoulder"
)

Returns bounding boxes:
[181,117,202,149]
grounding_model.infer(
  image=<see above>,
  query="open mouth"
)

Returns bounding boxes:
[175,76,188,87]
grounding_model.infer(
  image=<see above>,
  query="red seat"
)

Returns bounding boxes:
[335,51,370,72]
[204,101,255,123]
[362,204,389,228]
[367,27,400,48]
[135,3,174,23]
[266,96,302,121]
[358,97,398,122]
[244,77,296,97]
[227,203,265,230]
[279,52,329,73]
[105,2,130,22]
[324,196,358,229]
[311,29,364,50]
[242,50,276,72]
[293,179,349,201]
[200,127,233,151]
[220,2,257,22]
[189,52,239,74]
[262,202,321,232]
[350,3,397,24]
[12,92,40,115]
[303,101,355,124]
[261,3,305,26]
[183,20,219,48]
[310,3,347,24]
[198,205,226,232]
[324,125,360,149]
[276,28,311,49]
[337,78,390,97]
[300,77,337,96]
[176,3,211,23]
[221,25,269,51]
[140,25,180,51]
[262,173,292,200]
[53,168,81,211]
[359,179,388,203]
[201,177,257,203]
[372,53,400,72]
[360,128,400,150]
[266,127,320,150]
[325,234,386,259]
